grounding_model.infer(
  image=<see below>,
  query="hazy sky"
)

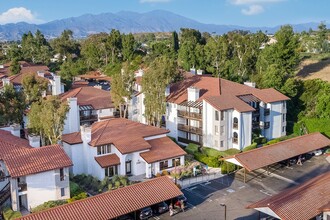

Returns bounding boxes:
[0,0,329,27]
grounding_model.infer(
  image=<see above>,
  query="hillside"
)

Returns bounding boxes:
[296,57,330,82]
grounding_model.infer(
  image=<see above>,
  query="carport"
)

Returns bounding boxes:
[222,132,330,183]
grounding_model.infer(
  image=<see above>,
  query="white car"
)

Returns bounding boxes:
[308,149,323,156]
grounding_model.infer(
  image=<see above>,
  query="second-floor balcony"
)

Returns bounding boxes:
[178,124,203,135]
[252,121,260,129]
[177,110,202,120]
[18,182,27,192]
[80,114,98,121]
[264,108,270,116]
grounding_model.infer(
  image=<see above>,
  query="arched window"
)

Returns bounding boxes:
[233,132,238,144]
[233,117,238,129]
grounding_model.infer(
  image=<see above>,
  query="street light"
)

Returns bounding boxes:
[220,203,227,220]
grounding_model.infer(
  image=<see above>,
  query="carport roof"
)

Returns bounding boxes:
[18,176,182,220]
[247,171,330,220]
[223,132,330,172]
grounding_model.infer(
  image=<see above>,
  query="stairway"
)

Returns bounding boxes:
[0,182,10,207]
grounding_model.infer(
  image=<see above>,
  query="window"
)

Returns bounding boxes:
[97,145,111,155]
[171,158,180,167]
[233,117,238,129]
[220,141,224,148]
[283,101,286,109]
[264,122,270,129]
[160,160,169,170]
[215,125,219,135]
[61,188,65,197]
[221,111,224,121]
[215,110,219,121]
[233,132,238,144]
[282,114,286,122]
[264,108,270,116]
[105,166,117,177]
[282,126,286,133]
[60,168,64,181]
[220,126,224,135]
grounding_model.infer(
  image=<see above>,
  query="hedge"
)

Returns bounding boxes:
[185,143,199,154]
[2,207,22,220]
[221,162,237,174]
[264,139,280,145]
[193,152,221,168]
[31,200,68,213]
[242,142,257,152]
[70,181,84,197]
[202,147,223,157]
[253,137,267,145]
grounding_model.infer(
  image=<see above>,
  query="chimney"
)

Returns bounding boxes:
[187,87,200,102]
[80,125,91,143]
[165,85,170,97]
[52,75,62,95]
[190,68,196,75]
[244,82,256,88]
[28,135,41,148]
[197,69,204,75]
[37,71,45,78]
[2,78,10,87]
[10,124,21,137]
[67,98,79,133]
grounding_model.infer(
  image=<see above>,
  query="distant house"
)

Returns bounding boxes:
[0,61,64,95]
[60,86,119,134]
[0,127,72,212]
[247,171,330,220]
[129,69,146,124]
[62,118,186,180]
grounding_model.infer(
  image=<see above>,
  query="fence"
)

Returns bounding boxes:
[178,172,224,189]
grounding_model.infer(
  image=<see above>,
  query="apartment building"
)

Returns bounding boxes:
[60,86,119,134]
[166,73,289,151]
[129,69,147,124]
[0,126,72,212]
[62,118,186,180]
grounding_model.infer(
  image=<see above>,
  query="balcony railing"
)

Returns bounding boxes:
[18,183,27,192]
[178,124,203,135]
[233,123,238,129]
[177,110,202,120]
[252,121,260,129]
[80,114,98,121]
[253,111,260,117]
[264,122,270,129]
[264,109,270,116]
[178,137,202,146]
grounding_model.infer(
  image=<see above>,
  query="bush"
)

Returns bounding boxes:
[2,207,22,220]
[31,200,68,213]
[67,192,88,203]
[253,137,267,145]
[185,143,199,154]
[70,181,84,197]
[193,152,221,168]
[265,139,280,145]
[119,176,129,187]
[202,147,223,157]
[242,143,257,152]
[221,162,237,174]
[161,170,169,176]
[223,148,241,156]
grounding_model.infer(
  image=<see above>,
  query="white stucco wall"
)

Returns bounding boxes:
[166,102,178,139]
[262,101,286,140]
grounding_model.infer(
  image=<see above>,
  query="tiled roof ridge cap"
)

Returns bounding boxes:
[93,120,111,146]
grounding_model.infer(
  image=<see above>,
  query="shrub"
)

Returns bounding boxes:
[221,162,237,174]
[253,137,267,145]
[67,192,88,203]
[265,139,280,145]
[161,170,169,176]
[70,181,84,197]
[119,176,129,187]
[108,183,113,191]
[223,148,241,155]
[111,175,120,184]
[114,181,121,189]
[193,152,221,168]
[31,200,68,213]
[155,173,162,177]
[185,143,199,154]
[202,147,222,157]
[2,207,22,220]
[242,143,257,152]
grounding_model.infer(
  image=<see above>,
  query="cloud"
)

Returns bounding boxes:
[241,4,264,15]
[0,7,43,25]
[140,0,171,3]
[229,0,283,15]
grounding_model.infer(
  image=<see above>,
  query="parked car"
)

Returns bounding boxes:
[116,214,134,220]
[151,201,169,214]
[139,207,153,220]
[308,149,323,156]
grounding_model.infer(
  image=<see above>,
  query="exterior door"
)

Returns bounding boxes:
[126,161,132,175]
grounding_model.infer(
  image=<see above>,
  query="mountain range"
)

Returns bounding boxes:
[0,10,323,41]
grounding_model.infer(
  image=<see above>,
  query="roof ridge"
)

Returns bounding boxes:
[93,120,111,146]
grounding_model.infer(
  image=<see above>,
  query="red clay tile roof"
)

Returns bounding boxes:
[0,129,73,178]
[88,119,169,154]
[61,132,82,145]
[77,71,112,82]
[167,75,289,110]
[224,132,330,172]
[94,154,120,168]
[60,87,115,110]
[140,137,187,163]
[247,171,330,220]
[204,95,255,113]
[19,176,183,220]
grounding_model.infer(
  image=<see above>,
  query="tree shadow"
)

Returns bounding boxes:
[297,58,330,78]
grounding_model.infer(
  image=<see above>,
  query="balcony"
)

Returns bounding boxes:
[178,137,202,146]
[177,110,202,120]
[80,114,98,122]
[252,110,260,117]
[178,124,202,135]
[264,108,270,116]
[252,121,260,129]
[18,183,27,192]
[264,122,270,129]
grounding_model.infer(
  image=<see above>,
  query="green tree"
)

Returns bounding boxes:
[10,59,21,75]
[171,31,179,52]
[59,59,87,89]
[122,33,136,61]
[107,30,122,64]
[22,73,49,105]
[142,56,178,126]
[261,64,285,90]
[51,30,80,60]
[0,84,25,125]
[316,22,329,53]
[28,96,69,145]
